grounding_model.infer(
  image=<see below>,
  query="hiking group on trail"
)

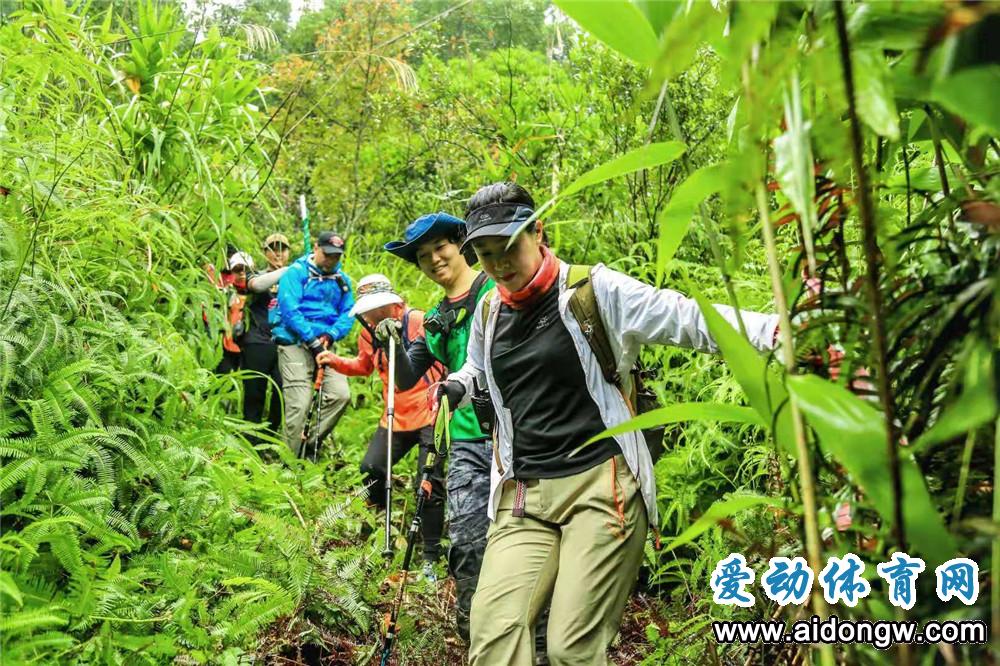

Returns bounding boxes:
[206,181,778,665]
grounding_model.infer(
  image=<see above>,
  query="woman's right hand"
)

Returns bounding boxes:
[316,350,338,366]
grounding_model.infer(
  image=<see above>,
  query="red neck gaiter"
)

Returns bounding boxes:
[498,245,559,310]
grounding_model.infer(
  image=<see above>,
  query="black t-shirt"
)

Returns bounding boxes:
[242,277,278,346]
[491,283,618,479]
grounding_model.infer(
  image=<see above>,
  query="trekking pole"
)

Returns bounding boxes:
[311,368,324,463]
[299,363,325,460]
[300,194,311,255]
[380,395,450,666]
[382,335,396,559]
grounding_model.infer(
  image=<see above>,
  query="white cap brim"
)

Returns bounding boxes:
[227,252,255,270]
[350,291,403,316]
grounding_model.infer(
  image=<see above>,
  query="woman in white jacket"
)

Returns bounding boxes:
[436,182,778,666]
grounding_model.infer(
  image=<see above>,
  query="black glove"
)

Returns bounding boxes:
[306,336,329,359]
[434,381,466,412]
[374,318,403,345]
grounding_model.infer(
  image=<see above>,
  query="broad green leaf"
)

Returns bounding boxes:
[520,142,687,244]
[664,494,781,552]
[849,4,945,51]
[912,342,997,452]
[853,49,900,140]
[555,0,659,65]
[691,286,796,455]
[651,2,726,83]
[787,375,956,567]
[583,402,763,445]
[655,162,728,284]
[711,1,778,76]
[561,142,686,199]
[930,66,1000,136]
[635,0,679,36]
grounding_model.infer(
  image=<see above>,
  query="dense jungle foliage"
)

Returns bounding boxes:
[1,0,998,664]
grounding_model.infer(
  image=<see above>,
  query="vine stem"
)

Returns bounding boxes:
[833,1,906,553]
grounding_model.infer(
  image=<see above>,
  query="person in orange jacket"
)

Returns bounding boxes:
[317,273,447,571]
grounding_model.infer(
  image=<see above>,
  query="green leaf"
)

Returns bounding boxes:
[772,77,817,270]
[849,4,945,51]
[635,0,680,36]
[912,342,997,452]
[711,1,778,74]
[651,2,726,83]
[583,402,763,445]
[930,66,1000,136]
[787,375,956,567]
[655,162,728,284]
[664,494,781,552]
[555,0,659,65]
[690,286,796,455]
[0,571,23,607]
[853,49,900,140]
[522,142,686,242]
[561,142,686,199]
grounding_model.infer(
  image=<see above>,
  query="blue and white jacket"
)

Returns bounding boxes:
[270,255,355,345]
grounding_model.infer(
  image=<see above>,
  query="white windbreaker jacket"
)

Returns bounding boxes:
[448,261,779,530]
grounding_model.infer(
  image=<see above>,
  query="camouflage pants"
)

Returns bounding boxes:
[446,438,492,643]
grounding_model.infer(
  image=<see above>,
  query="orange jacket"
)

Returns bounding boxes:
[326,309,445,431]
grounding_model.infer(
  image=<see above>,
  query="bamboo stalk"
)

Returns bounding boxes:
[950,431,976,529]
[833,1,906,552]
[754,179,827,618]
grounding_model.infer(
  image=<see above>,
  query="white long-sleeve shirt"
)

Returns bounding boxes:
[449,260,779,530]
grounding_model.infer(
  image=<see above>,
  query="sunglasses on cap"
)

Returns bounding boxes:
[357,281,395,297]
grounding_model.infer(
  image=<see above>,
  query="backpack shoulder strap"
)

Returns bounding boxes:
[566,265,619,386]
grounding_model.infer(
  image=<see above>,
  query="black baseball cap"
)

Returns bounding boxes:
[317,231,346,255]
[461,202,536,251]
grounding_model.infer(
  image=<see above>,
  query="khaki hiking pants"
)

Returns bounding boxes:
[469,454,647,666]
[277,344,350,455]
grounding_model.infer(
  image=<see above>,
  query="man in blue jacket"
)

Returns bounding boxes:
[272,231,355,455]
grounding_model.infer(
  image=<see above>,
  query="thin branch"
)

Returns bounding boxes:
[834,1,906,553]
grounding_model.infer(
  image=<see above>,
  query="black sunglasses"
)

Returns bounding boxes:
[266,243,290,252]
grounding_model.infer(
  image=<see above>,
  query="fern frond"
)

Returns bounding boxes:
[0,606,68,635]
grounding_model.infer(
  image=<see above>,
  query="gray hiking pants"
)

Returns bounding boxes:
[447,438,492,643]
[277,344,350,455]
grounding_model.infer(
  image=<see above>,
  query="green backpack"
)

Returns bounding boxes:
[482,265,666,462]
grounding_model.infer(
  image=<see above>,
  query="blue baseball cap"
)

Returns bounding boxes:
[384,212,465,264]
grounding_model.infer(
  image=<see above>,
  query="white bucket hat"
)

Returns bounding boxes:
[350,273,403,316]
[227,251,255,271]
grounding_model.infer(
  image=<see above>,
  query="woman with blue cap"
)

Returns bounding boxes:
[379,211,495,645]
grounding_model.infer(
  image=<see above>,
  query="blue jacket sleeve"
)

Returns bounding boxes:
[328,274,356,341]
[277,264,318,342]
